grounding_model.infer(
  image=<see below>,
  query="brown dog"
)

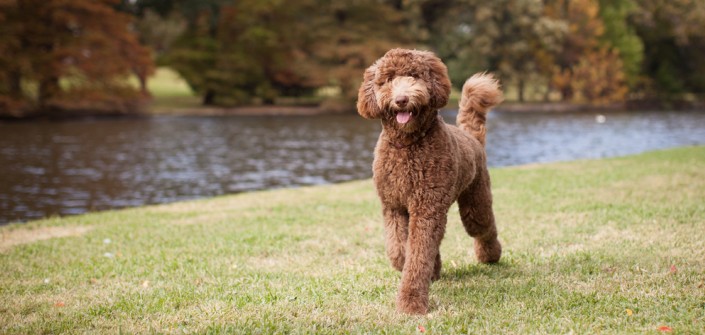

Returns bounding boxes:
[357,48,503,314]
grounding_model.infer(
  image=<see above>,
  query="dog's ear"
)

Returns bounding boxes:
[357,63,383,119]
[427,54,452,109]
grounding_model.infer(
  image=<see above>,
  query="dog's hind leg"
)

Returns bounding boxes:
[458,168,502,264]
[383,207,409,272]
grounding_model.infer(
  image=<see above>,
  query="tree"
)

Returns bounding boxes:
[309,1,414,100]
[0,0,154,115]
[430,0,566,102]
[598,0,643,89]
[165,0,317,105]
[0,0,24,105]
[135,9,187,58]
[631,0,705,96]
[547,0,628,103]
[162,0,411,106]
[553,47,628,104]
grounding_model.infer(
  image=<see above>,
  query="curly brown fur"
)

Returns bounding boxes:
[357,48,503,315]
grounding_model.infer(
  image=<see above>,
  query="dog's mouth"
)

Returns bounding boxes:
[396,111,412,124]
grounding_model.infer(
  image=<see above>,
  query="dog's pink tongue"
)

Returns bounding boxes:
[396,111,411,124]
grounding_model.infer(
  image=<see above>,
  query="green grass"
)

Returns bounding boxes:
[1,146,704,334]
[143,67,201,110]
[143,67,329,111]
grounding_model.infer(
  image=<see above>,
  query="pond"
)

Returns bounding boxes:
[1,109,704,224]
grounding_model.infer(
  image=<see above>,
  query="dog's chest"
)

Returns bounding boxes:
[372,145,453,207]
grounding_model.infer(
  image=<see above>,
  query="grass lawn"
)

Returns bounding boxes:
[1,146,704,334]
[144,67,202,111]
[143,67,330,112]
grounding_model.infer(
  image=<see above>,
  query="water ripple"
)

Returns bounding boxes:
[1,110,704,224]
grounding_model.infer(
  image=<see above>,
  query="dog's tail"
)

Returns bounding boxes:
[457,73,503,147]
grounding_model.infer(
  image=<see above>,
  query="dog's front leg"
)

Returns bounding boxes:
[383,207,409,271]
[397,213,446,314]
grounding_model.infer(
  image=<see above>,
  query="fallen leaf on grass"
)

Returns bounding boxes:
[54,301,65,307]
[657,325,673,332]
[669,265,677,274]
[625,308,633,316]
[417,325,425,333]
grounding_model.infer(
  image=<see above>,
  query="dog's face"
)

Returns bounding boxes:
[357,49,451,133]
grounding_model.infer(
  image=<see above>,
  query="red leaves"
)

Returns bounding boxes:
[657,325,673,332]
[416,325,426,333]
[669,264,678,274]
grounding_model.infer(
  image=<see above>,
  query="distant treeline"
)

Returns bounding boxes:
[1,0,704,115]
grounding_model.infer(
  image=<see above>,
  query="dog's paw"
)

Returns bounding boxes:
[431,271,441,282]
[397,294,428,315]
[431,256,442,281]
[475,238,502,264]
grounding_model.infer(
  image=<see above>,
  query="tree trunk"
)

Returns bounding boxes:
[517,78,526,102]
[8,70,22,98]
[543,83,552,102]
[202,89,216,105]
[561,86,573,101]
[38,75,60,107]
[137,72,148,96]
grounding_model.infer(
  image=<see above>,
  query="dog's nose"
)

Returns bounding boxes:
[395,95,409,107]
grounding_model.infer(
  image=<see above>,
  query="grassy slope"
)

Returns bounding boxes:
[144,67,201,111]
[1,147,704,334]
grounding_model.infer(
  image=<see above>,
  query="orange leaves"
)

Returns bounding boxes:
[669,265,678,274]
[657,325,673,332]
[0,0,154,108]
[416,324,426,333]
[553,47,628,104]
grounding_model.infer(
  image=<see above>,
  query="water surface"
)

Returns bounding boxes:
[1,110,704,224]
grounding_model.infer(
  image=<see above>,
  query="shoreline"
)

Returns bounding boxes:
[152,102,618,117]
[2,100,703,120]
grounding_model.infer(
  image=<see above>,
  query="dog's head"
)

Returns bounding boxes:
[357,49,451,132]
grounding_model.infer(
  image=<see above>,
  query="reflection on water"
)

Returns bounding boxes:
[1,110,704,224]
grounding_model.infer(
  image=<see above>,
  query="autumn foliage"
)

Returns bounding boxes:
[163,0,410,106]
[0,0,154,116]
[548,0,628,104]
[1,0,704,114]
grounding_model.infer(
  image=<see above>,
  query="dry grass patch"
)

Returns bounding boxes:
[0,225,93,252]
